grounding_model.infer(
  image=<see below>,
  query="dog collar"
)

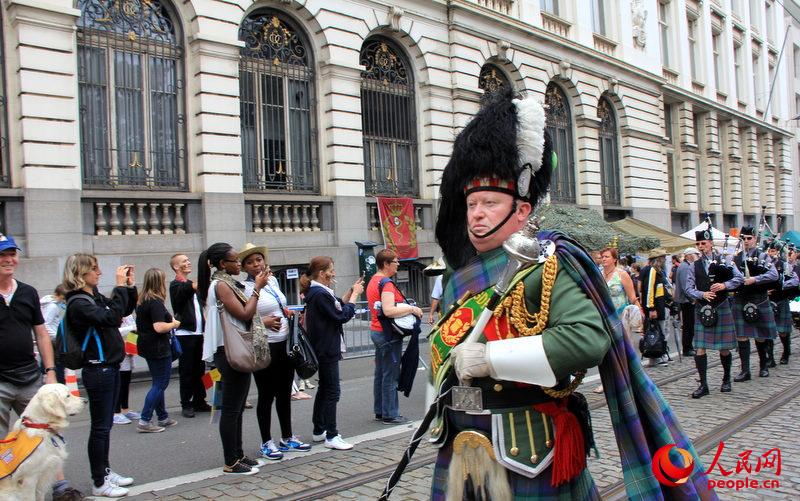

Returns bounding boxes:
[21,416,53,431]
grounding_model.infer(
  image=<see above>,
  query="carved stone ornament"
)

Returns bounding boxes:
[631,0,647,48]
[388,6,404,32]
[496,39,511,62]
[557,60,571,80]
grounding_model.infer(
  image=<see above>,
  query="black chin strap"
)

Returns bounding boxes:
[468,201,518,240]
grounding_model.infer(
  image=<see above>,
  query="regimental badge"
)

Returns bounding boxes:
[440,307,475,347]
[703,230,711,240]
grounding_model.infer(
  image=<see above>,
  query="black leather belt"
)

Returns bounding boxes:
[468,378,556,409]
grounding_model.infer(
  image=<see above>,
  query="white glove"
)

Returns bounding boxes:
[451,342,495,385]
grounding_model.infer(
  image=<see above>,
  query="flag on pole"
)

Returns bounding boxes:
[124,332,138,356]
[376,197,418,259]
[210,380,223,424]
[201,368,221,390]
[64,369,80,397]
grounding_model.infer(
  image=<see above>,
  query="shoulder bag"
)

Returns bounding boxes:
[376,277,421,338]
[215,280,271,373]
[285,313,318,379]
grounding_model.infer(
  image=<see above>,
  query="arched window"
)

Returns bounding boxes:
[239,11,317,192]
[545,83,575,203]
[598,97,621,206]
[478,64,510,94]
[77,0,185,190]
[360,38,418,196]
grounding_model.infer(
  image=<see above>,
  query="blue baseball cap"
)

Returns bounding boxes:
[0,233,21,253]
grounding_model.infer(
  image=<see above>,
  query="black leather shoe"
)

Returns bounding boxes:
[181,408,195,418]
[692,385,709,399]
[720,381,731,393]
[780,355,789,365]
[683,349,696,357]
[734,371,751,382]
[194,403,213,412]
[768,359,776,368]
[759,368,769,377]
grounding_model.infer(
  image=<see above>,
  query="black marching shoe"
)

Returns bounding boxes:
[780,353,789,365]
[720,381,732,393]
[733,370,751,382]
[692,384,709,399]
[181,407,195,418]
[759,367,770,377]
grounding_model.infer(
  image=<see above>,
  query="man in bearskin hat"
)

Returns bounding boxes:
[683,229,742,397]
[427,88,715,500]
[767,240,797,365]
[731,226,778,379]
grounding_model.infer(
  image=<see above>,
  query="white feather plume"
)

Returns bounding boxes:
[512,95,546,173]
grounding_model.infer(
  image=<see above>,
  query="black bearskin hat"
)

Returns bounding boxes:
[740,226,756,237]
[435,87,554,270]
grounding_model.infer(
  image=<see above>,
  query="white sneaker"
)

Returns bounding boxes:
[106,468,134,487]
[112,413,131,425]
[324,434,353,450]
[92,476,130,497]
[312,432,326,443]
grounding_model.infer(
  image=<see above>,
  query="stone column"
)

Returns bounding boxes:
[7,0,82,257]
[574,115,602,212]
[741,125,761,216]
[776,136,794,229]
[725,119,744,227]
[703,112,723,224]
[678,102,700,227]
[188,35,247,247]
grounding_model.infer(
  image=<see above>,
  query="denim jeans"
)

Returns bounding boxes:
[82,365,120,487]
[214,347,251,466]
[140,356,172,422]
[312,360,340,439]
[370,329,402,419]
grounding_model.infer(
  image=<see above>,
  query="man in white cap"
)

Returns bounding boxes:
[674,247,701,356]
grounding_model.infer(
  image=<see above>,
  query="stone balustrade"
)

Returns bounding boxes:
[472,0,513,15]
[541,11,571,38]
[93,201,189,236]
[249,202,322,232]
[593,33,617,56]
[367,203,424,231]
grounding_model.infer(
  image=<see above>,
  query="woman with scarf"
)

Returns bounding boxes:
[300,256,363,451]
[198,242,269,476]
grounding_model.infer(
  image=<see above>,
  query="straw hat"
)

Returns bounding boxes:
[238,243,268,263]
[647,247,668,259]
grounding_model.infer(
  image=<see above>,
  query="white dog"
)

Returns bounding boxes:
[0,384,85,501]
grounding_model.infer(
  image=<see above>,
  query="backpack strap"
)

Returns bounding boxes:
[378,277,405,302]
[65,293,104,363]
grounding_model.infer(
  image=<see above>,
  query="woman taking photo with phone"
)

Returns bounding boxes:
[238,243,311,461]
[62,255,137,497]
[135,268,180,433]
[301,257,363,451]
[199,243,269,476]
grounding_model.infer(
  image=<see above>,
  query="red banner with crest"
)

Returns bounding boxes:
[376,197,418,259]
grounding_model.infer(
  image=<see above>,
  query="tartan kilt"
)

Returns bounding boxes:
[774,299,793,333]
[731,296,777,340]
[431,411,600,501]
[693,300,737,351]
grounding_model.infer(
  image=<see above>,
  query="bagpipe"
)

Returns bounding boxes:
[701,215,735,308]
[735,206,780,296]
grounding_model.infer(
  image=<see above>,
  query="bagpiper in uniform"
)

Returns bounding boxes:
[731,226,779,379]
[683,230,743,398]
[427,87,716,500]
[768,241,798,365]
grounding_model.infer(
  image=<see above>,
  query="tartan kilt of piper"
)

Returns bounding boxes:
[430,410,600,501]
[774,299,793,334]
[693,299,737,351]
[731,296,777,340]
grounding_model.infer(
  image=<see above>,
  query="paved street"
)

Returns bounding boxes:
[60,333,799,500]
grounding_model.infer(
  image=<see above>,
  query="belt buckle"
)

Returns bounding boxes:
[450,386,483,412]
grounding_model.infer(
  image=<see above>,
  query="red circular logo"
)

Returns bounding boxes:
[652,444,695,486]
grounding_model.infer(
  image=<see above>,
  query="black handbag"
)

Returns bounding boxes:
[286,314,319,379]
[639,320,667,359]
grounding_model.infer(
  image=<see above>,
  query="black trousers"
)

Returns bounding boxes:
[177,336,207,409]
[214,347,251,466]
[253,340,294,443]
[680,301,695,352]
[115,369,132,412]
[312,359,341,439]
[82,365,120,486]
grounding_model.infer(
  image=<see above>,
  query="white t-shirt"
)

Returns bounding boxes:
[430,275,443,301]
[244,276,289,343]
[175,293,203,336]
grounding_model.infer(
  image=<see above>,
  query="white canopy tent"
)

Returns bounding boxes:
[681,224,740,255]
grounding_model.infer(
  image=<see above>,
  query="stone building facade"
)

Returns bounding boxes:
[0,0,795,297]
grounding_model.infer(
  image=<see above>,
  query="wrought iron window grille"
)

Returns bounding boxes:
[545,84,575,204]
[77,0,187,191]
[478,64,510,94]
[240,12,318,194]
[360,38,418,197]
